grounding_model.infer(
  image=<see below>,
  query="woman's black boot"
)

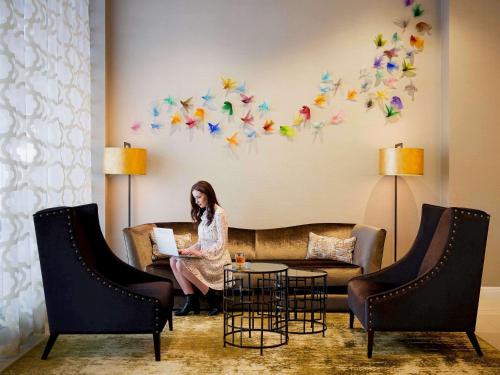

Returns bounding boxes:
[175,294,200,316]
[206,289,220,316]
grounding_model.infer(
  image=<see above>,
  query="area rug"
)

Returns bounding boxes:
[4,314,500,374]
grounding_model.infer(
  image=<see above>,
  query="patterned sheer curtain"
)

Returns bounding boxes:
[0,0,91,357]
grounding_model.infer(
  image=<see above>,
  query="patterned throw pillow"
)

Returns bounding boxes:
[150,231,192,261]
[306,232,356,263]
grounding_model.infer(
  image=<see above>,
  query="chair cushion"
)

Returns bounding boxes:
[126,281,174,310]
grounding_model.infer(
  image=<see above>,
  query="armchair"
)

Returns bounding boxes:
[33,203,174,361]
[348,204,490,358]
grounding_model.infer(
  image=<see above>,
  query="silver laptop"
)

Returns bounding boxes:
[152,227,199,258]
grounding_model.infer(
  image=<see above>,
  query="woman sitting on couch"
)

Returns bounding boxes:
[170,180,231,316]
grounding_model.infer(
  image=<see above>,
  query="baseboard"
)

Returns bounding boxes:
[479,287,500,315]
[0,335,44,372]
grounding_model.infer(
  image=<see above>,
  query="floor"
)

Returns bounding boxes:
[476,288,500,350]
[1,288,499,373]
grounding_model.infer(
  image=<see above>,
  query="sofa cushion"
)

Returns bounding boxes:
[257,259,361,286]
[306,232,356,262]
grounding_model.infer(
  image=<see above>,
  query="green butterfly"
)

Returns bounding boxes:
[279,125,296,138]
[222,101,233,116]
[385,104,400,118]
[163,96,175,106]
[412,4,424,17]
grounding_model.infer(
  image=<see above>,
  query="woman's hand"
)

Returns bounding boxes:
[179,249,202,257]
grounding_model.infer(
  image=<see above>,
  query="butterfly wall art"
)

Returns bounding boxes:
[131,1,430,152]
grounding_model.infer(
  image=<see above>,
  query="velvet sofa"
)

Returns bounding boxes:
[123,222,386,312]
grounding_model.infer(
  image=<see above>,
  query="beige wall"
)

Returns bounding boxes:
[105,1,444,270]
[446,0,500,285]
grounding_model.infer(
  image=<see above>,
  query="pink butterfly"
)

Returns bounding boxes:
[240,94,254,104]
[330,110,345,125]
[383,76,398,89]
[185,116,198,128]
[240,110,254,126]
[131,121,141,131]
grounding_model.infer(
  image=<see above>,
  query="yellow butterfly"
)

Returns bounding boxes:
[170,111,182,125]
[313,94,327,107]
[376,90,388,101]
[293,114,304,126]
[194,108,205,121]
[374,34,387,48]
[221,77,237,91]
[226,132,239,147]
[347,89,358,101]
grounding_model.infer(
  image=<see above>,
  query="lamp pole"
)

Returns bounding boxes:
[124,142,131,228]
[393,143,403,263]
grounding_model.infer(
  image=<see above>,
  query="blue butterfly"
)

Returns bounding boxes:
[245,128,257,139]
[235,82,246,93]
[387,61,399,73]
[151,105,160,117]
[201,89,214,106]
[319,84,331,93]
[150,123,162,130]
[258,101,270,112]
[321,71,331,82]
[208,122,221,134]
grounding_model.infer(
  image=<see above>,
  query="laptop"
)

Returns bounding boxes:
[152,227,200,258]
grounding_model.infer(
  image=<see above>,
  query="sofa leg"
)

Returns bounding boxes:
[153,333,161,361]
[367,331,374,358]
[41,333,59,360]
[349,311,354,328]
[167,310,173,331]
[466,331,483,356]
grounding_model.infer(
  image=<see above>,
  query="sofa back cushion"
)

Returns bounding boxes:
[255,224,354,259]
[156,222,257,260]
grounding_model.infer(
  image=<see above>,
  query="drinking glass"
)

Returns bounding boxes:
[235,251,245,268]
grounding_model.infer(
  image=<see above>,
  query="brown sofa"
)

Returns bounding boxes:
[123,222,386,312]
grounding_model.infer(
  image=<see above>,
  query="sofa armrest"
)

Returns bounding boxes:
[123,224,157,271]
[351,224,386,274]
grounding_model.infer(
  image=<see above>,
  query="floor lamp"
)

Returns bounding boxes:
[104,142,147,228]
[379,143,424,262]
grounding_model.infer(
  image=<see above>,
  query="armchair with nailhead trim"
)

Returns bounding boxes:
[347,204,490,358]
[33,203,174,361]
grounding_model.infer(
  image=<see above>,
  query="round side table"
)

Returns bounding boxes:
[223,262,288,355]
[287,268,327,336]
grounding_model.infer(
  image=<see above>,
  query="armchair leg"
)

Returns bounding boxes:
[349,311,354,328]
[466,331,483,356]
[167,310,173,331]
[367,331,374,358]
[153,333,161,361]
[41,333,59,360]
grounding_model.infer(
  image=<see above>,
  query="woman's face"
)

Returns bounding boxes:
[192,190,208,208]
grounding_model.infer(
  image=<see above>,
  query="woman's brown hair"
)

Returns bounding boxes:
[190,181,220,226]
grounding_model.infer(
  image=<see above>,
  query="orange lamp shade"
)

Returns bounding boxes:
[379,147,424,176]
[103,147,147,175]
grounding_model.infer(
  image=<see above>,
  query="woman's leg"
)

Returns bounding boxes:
[169,257,194,294]
[176,261,209,295]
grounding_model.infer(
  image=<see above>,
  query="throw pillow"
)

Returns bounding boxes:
[306,232,356,263]
[150,231,192,261]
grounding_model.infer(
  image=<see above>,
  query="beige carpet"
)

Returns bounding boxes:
[4,314,500,374]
